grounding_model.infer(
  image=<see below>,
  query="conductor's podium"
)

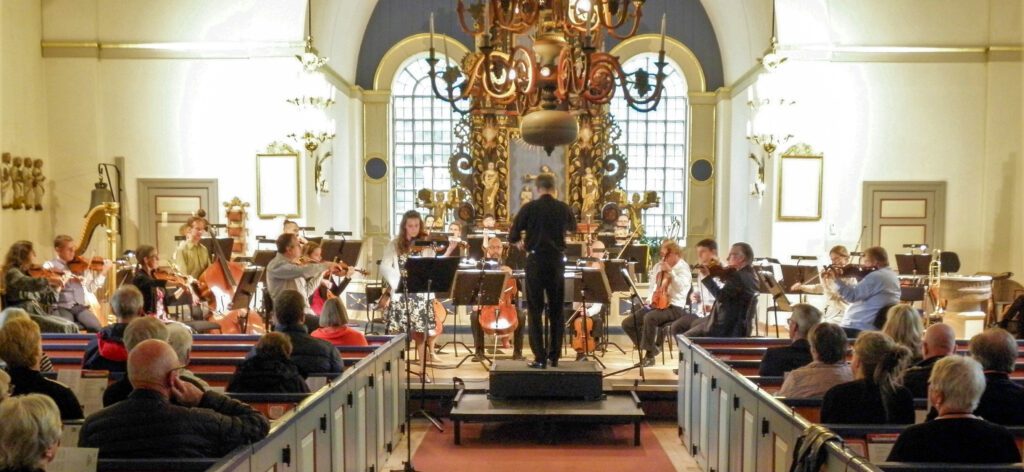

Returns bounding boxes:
[488,359,603,400]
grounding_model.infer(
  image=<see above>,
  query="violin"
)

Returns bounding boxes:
[153,267,190,286]
[823,264,878,280]
[27,265,66,288]
[571,307,598,354]
[695,259,738,278]
[650,264,672,310]
[67,256,106,275]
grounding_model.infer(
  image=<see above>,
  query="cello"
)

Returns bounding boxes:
[479,267,518,337]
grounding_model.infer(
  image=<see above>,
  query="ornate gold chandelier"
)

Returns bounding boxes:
[428,0,668,154]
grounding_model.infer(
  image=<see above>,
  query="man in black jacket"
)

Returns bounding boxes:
[902,322,956,397]
[268,290,343,376]
[758,304,821,376]
[970,328,1024,425]
[79,339,269,457]
[685,242,759,337]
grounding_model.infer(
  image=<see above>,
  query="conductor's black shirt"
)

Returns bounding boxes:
[509,194,576,256]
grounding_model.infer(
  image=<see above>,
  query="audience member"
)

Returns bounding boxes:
[101,317,169,406]
[267,290,343,376]
[0,370,9,404]
[166,322,209,391]
[970,328,1024,425]
[902,323,955,397]
[0,309,53,372]
[228,332,310,394]
[777,323,853,398]
[311,298,369,347]
[820,331,914,424]
[0,318,83,420]
[0,394,62,472]
[882,305,924,362]
[82,285,145,371]
[79,339,269,458]
[759,304,821,376]
[888,356,1020,464]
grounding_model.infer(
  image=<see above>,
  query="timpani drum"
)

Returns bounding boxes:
[938,275,992,339]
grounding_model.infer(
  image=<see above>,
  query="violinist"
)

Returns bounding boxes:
[568,240,608,361]
[172,216,211,280]
[790,245,852,323]
[47,235,105,332]
[380,210,440,380]
[621,240,691,367]
[445,221,467,257]
[266,233,349,332]
[669,238,719,337]
[684,242,760,337]
[282,219,308,246]
[302,242,353,316]
[471,236,526,361]
[131,245,169,317]
[823,246,900,338]
[1,241,77,333]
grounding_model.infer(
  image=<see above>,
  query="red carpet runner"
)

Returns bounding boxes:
[413,422,677,471]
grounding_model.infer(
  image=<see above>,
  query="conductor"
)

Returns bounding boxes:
[508,173,576,369]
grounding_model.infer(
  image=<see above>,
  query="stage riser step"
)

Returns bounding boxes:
[488,360,603,401]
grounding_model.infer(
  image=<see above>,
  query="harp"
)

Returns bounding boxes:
[77,202,121,303]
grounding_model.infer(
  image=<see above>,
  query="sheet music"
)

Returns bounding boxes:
[61,423,82,447]
[49,447,98,472]
[306,376,327,391]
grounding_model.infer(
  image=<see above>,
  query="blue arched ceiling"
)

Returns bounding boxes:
[355,0,724,91]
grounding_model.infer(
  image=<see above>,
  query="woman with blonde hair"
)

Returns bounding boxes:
[311,298,368,347]
[0,318,83,420]
[0,394,63,472]
[883,305,925,362]
[0,309,53,372]
[821,331,915,424]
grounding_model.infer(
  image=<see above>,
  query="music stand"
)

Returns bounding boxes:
[466,235,486,260]
[567,267,611,367]
[227,267,264,332]
[400,256,460,434]
[449,269,508,367]
[755,271,791,337]
[252,250,276,283]
[565,242,585,264]
[597,259,633,354]
[896,254,931,276]
[305,236,323,247]
[780,265,819,294]
[614,244,650,282]
[199,237,234,260]
[604,267,648,380]
[596,232,617,249]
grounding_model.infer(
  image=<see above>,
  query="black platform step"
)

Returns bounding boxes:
[488,360,603,401]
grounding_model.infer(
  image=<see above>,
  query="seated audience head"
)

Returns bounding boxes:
[695,239,718,264]
[0,307,30,326]
[922,323,956,360]
[727,242,754,269]
[274,290,307,328]
[789,304,823,341]
[828,245,851,266]
[165,322,195,365]
[883,305,924,359]
[0,318,42,370]
[863,246,889,268]
[872,303,898,330]
[969,328,1018,374]
[110,285,145,322]
[256,332,293,359]
[319,298,350,328]
[809,322,848,364]
[0,394,62,471]
[853,331,911,392]
[928,355,986,415]
[126,339,181,395]
[0,370,10,403]
[123,316,169,351]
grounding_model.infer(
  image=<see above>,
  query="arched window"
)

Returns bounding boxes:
[391,52,466,232]
[610,54,688,238]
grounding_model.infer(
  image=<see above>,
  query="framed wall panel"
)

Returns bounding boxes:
[256,153,300,218]
[777,153,823,221]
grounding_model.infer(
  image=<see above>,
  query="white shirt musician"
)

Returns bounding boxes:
[620,239,691,367]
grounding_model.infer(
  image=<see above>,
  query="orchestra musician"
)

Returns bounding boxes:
[791,245,852,324]
[471,236,526,361]
[621,239,691,367]
[568,240,608,361]
[1,241,78,333]
[282,219,308,245]
[302,242,353,316]
[266,233,348,332]
[131,245,169,317]
[379,210,455,381]
[684,242,760,337]
[669,238,718,336]
[446,221,466,257]
[173,215,211,280]
[46,235,106,332]
[508,174,577,369]
[823,246,900,339]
